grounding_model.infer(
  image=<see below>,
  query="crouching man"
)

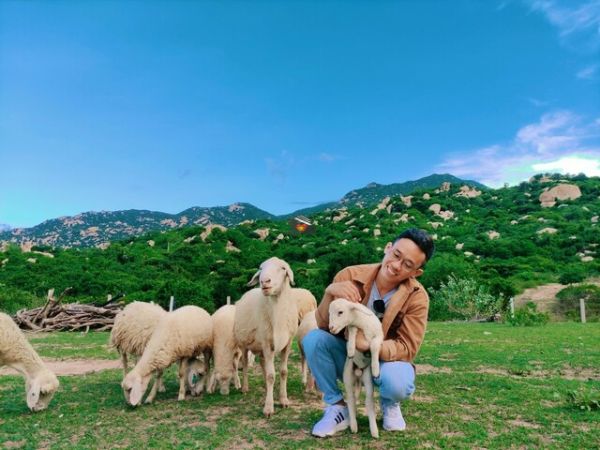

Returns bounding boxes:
[303,228,434,437]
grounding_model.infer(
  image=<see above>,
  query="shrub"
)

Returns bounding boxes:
[567,386,600,411]
[428,275,503,321]
[555,284,600,322]
[506,302,549,326]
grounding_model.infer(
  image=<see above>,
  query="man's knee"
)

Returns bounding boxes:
[302,329,329,359]
[379,362,416,402]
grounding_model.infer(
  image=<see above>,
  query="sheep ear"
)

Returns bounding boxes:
[27,381,41,409]
[129,379,144,406]
[282,261,295,286]
[247,269,261,287]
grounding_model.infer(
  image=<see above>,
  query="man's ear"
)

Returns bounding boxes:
[414,268,424,278]
[384,242,393,254]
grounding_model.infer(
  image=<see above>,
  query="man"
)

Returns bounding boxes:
[303,228,434,437]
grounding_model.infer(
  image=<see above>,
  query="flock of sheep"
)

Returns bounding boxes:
[1,257,321,417]
[1,255,384,437]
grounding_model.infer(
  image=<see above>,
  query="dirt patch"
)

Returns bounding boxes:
[509,419,540,429]
[3,441,27,449]
[474,365,600,381]
[416,364,453,374]
[515,278,600,316]
[0,359,121,376]
[412,394,436,403]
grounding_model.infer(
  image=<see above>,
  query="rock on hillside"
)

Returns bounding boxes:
[539,183,582,207]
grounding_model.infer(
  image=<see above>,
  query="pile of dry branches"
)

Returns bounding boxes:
[13,288,123,332]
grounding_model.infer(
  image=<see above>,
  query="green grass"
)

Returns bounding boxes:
[1,323,599,449]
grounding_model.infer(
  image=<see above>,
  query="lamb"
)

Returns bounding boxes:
[110,301,167,393]
[205,304,242,395]
[233,256,298,417]
[296,309,317,391]
[328,298,384,439]
[0,312,59,411]
[121,305,213,406]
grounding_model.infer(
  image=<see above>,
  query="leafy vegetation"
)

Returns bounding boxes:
[556,284,600,322]
[0,173,599,317]
[506,302,550,326]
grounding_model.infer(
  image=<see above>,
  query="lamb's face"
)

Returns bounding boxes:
[248,257,295,297]
[121,371,150,406]
[328,298,353,334]
[26,371,59,412]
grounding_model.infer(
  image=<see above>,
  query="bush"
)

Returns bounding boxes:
[506,302,549,326]
[567,386,600,411]
[555,284,600,322]
[428,275,503,321]
[0,284,45,314]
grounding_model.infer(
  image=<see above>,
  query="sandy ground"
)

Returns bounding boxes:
[0,359,121,376]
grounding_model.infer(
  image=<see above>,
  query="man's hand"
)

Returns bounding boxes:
[325,281,361,303]
[354,329,370,353]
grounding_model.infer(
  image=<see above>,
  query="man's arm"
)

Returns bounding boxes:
[315,271,361,330]
[379,290,429,362]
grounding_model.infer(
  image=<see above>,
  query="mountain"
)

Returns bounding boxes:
[0,174,485,249]
[0,203,275,249]
[0,224,11,233]
[1,172,597,317]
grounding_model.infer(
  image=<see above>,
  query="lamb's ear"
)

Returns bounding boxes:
[246,269,261,287]
[27,381,41,410]
[282,261,295,286]
[129,379,144,406]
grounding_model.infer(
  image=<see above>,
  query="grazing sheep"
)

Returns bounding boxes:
[205,304,242,395]
[292,288,317,323]
[329,298,384,439]
[110,301,167,393]
[234,256,298,417]
[0,312,59,412]
[296,310,317,391]
[121,305,213,406]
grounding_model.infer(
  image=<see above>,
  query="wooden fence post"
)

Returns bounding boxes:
[580,298,586,324]
[509,297,514,318]
[227,296,231,305]
[169,296,175,312]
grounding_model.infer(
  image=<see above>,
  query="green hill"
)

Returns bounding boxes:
[0,173,598,319]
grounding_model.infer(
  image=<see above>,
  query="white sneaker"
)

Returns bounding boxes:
[382,402,406,431]
[311,404,349,437]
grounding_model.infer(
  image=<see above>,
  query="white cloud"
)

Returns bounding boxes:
[528,0,600,50]
[265,150,295,184]
[576,64,598,79]
[436,110,600,187]
[317,153,336,162]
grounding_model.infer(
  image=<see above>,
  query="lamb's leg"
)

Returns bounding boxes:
[157,372,166,393]
[178,359,189,401]
[369,337,383,378]
[233,349,242,390]
[262,347,276,417]
[278,340,292,408]
[241,348,250,393]
[144,370,162,404]
[343,358,358,433]
[120,352,128,378]
[346,326,357,358]
[361,366,379,438]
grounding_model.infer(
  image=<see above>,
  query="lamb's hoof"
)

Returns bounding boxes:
[280,398,290,408]
[178,394,186,401]
[144,398,153,405]
[371,430,380,439]
[372,370,380,378]
[242,386,249,393]
[263,406,274,417]
[158,385,166,393]
[351,424,358,433]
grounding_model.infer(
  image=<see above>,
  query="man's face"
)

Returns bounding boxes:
[380,238,426,285]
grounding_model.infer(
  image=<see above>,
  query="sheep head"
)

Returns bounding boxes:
[121,370,151,406]
[328,298,357,334]
[187,357,208,396]
[247,257,295,296]
[26,370,59,412]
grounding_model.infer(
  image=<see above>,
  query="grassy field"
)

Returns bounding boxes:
[1,323,599,449]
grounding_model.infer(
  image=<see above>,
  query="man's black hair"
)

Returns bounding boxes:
[393,228,435,265]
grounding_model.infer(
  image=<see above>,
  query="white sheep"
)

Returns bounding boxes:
[292,288,317,323]
[121,305,213,406]
[205,304,242,395]
[110,301,167,393]
[328,298,384,439]
[296,309,317,391]
[0,312,60,411]
[233,256,298,417]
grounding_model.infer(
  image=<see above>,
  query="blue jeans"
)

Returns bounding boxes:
[303,328,416,406]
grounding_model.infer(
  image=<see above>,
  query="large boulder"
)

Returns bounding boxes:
[539,184,582,207]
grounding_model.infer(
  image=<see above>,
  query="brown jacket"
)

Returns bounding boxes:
[315,263,429,362]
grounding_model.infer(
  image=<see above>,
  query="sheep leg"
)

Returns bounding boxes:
[207,369,217,394]
[262,347,276,417]
[157,369,166,393]
[369,337,383,378]
[278,340,292,408]
[144,370,162,404]
[241,348,250,393]
[346,326,357,358]
[233,349,242,390]
[361,366,378,438]
[120,352,128,377]
[178,359,189,401]
[343,358,358,433]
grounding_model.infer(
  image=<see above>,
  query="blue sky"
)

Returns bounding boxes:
[1,0,599,228]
